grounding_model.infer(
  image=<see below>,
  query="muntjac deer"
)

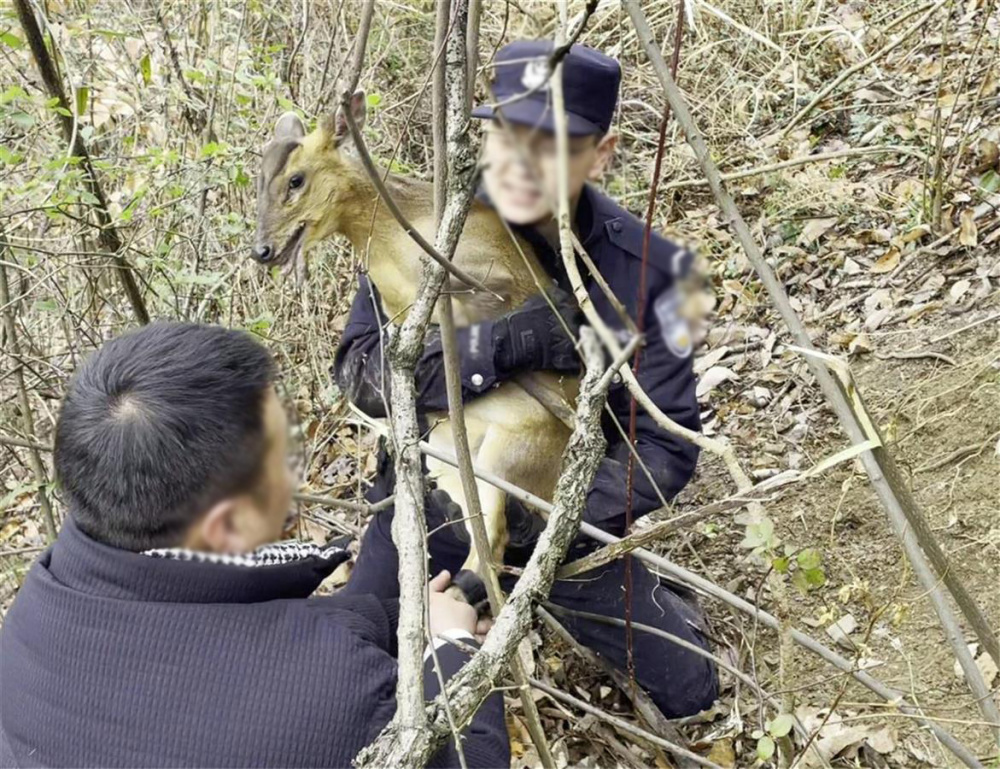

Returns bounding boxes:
[252,92,578,597]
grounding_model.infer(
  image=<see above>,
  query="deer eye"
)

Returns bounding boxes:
[288,173,305,190]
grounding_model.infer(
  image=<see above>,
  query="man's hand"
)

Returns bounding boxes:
[428,571,480,638]
[494,287,583,375]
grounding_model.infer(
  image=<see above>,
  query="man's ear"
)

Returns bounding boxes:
[197,497,256,554]
[589,131,618,180]
[274,111,306,142]
[320,90,367,148]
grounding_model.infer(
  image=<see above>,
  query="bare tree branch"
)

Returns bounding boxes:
[623,0,1000,696]
[384,434,984,769]
[0,234,56,542]
[13,0,149,325]
[429,1,554,765]
[356,327,610,767]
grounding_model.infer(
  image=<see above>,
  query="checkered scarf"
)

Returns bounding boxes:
[142,539,345,568]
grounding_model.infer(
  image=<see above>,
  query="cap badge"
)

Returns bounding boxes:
[521,59,551,92]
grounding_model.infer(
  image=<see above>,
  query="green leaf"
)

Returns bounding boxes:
[1,85,27,105]
[10,111,34,129]
[366,92,382,108]
[35,298,59,313]
[769,714,794,738]
[1,31,24,49]
[231,163,250,187]
[246,315,273,334]
[75,86,88,116]
[804,567,826,587]
[979,169,1000,194]
[757,735,775,762]
[772,556,789,573]
[0,145,22,165]
[797,548,822,571]
[200,141,224,158]
[741,518,775,550]
[140,53,152,85]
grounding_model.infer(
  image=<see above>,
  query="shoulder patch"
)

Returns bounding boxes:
[652,286,693,359]
[604,217,693,279]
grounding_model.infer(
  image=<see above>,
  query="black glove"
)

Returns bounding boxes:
[503,497,547,565]
[493,287,583,376]
[428,488,469,544]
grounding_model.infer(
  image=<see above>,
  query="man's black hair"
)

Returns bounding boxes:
[54,322,277,551]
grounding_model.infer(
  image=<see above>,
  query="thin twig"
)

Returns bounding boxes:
[0,235,56,542]
[429,1,551,764]
[535,605,701,769]
[661,146,928,192]
[339,96,500,298]
[529,678,724,769]
[780,0,950,136]
[356,380,985,766]
[625,0,1000,702]
[13,0,149,325]
[355,329,610,767]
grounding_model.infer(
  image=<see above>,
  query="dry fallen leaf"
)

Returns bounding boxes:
[869,248,900,274]
[696,366,739,399]
[694,345,730,376]
[959,208,978,246]
[706,739,736,768]
[848,333,872,355]
[798,218,838,247]
[974,138,999,172]
[949,279,971,303]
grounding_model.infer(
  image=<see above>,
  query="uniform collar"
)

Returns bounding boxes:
[42,516,349,604]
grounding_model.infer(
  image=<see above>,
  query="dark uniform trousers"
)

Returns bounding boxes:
[348,459,719,719]
[337,184,719,718]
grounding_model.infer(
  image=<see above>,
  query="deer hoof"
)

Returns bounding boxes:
[448,569,488,609]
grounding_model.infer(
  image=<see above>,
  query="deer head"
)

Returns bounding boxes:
[251,91,367,270]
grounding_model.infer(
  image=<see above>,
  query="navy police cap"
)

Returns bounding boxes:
[472,40,621,136]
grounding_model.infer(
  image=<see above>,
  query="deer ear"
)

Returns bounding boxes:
[333,90,367,145]
[274,111,305,142]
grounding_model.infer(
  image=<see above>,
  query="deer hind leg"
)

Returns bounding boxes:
[430,426,511,606]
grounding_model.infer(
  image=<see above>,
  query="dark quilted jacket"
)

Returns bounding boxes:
[0,517,508,768]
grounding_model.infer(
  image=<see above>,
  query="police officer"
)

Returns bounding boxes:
[336,41,717,718]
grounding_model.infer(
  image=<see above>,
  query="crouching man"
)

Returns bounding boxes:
[0,322,507,768]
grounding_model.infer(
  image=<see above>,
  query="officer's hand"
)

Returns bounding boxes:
[495,287,583,375]
[428,570,479,637]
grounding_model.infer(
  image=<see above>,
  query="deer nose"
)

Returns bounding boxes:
[252,244,273,262]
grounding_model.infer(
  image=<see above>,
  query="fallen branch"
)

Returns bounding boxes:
[576,518,984,769]
[530,678,723,769]
[535,605,701,769]
[779,0,950,137]
[661,146,928,192]
[378,390,985,767]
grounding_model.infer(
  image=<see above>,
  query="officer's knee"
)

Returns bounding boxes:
[645,650,718,718]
